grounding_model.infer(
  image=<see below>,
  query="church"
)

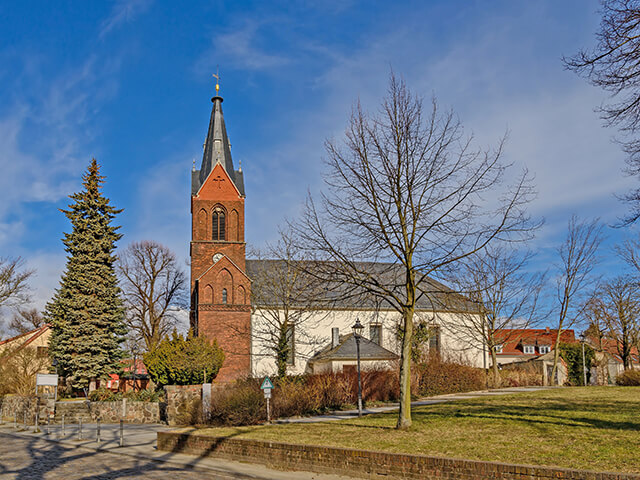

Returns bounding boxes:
[189,88,488,382]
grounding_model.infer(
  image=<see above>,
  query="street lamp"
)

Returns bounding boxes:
[352,318,364,417]
[580,333,587,386]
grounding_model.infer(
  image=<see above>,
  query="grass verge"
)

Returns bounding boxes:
[185,387,640,474]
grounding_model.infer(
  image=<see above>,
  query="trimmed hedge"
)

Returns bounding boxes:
[412,355,485,397]
[615,369,640,386]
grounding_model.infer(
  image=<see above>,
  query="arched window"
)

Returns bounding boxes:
[222,288,228,304]
[212,206,226,240]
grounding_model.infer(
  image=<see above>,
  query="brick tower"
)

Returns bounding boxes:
[190,90,251,381]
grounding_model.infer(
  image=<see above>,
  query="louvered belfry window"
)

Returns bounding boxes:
[212,207,226,240]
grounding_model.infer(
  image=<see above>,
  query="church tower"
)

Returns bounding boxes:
[190,88,251,381]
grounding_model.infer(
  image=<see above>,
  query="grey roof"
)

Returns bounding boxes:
[192,96,245,196]
[309,333,398,362]
[246,259,477,312]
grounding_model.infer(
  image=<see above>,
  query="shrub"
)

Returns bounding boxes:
[616,369,640,386]
[208,378,266,426]
[499,367,543,387]
[88,386,162,402]
[205,369,400,426]
[143,330,224,386]
[559,342,594,385]
[412,355,485,397]
[89,387,120,402]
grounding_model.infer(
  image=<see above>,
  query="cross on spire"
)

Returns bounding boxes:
[212,66,220,96]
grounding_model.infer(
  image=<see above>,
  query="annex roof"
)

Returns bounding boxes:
[309,333,399,363]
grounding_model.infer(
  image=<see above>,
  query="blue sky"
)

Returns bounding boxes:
[0,0,635,312]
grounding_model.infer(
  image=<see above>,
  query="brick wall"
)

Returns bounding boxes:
[190,162,252,382]
[157,431,640,480]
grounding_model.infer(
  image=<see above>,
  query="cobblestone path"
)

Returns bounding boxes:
[0,433,244,479]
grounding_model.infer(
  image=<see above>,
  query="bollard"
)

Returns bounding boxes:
[96,418,101,446]
[78,417,82,440]
[0,407,3,425]
[34,411,39,433]
[119,419,124,447]
[62,414,65,436]
[23,411,26,430]
[14,413,17,429]
[46,416,50,435]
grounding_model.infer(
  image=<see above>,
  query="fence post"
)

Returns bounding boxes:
[78,417,82,440]
[34,411,39,433]
[119,419,124,447]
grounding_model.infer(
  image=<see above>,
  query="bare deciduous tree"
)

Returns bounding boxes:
[117,241,187,352]
[294,74,536,428]
[589,276,640,370]
[550,216,604,384]
[450,246,545,386]
[9,308,45,335]
[0,257,33,309]
[0,345,50,396]
[564,0,640,223]
[250,231,328,377]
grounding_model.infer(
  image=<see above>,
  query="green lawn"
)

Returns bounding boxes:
[187,387,640,474]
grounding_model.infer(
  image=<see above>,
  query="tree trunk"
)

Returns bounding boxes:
[550,330,562,385]
[396,306,414,429]
[490,349,499,387]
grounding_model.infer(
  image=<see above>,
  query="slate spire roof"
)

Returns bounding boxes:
[192,95,245,196]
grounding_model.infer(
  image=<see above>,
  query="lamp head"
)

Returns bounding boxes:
[352,318,364,337]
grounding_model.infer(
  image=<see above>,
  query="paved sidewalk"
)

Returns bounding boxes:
[0,423,351,479]
[276,385,551,423]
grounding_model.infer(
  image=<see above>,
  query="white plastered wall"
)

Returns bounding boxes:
[250,308,487,377]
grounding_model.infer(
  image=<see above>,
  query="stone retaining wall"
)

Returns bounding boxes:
[157,431,640,480]
[163,385,202,426]
[0,395,39,423]
[89,400,160,423]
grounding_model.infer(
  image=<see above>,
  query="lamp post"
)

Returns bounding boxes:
[352,318,364,417]
[580,333,587,386]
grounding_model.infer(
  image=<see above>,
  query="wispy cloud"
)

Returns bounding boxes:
[196,20,290,74]
[100,0,153,39]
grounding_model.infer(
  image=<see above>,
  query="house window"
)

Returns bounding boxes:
[212,207,226,240]
[222,288,228,304]
[370,324,382,345]
[36,346,48,358]
[494,344,503,354]
[523,345,535,354]
[429,327,440,353]
[285,324,295,365]
[539,345,550,354]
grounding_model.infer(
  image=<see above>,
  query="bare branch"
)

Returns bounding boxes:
[117,241,187,352]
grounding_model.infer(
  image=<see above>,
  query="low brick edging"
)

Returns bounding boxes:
[157,430,640,480]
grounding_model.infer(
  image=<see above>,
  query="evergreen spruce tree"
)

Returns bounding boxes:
[45,159,126,390]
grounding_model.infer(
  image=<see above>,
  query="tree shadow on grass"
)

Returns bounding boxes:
[411,399,640,432]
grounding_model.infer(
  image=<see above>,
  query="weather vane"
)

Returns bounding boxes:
[212,66,220,96]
